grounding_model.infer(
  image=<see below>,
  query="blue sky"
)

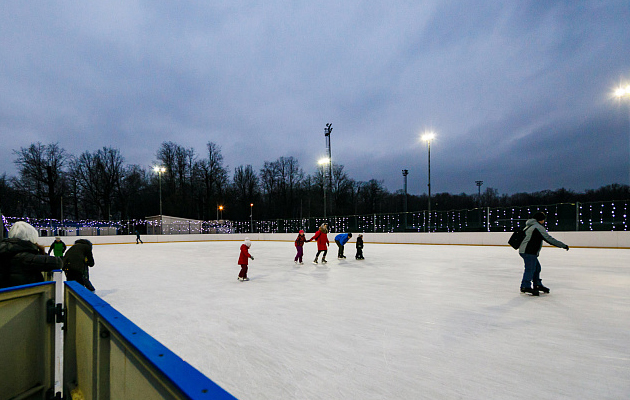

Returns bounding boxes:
[1,1,629,196]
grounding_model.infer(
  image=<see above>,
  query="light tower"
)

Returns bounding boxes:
[421,132,435,231]
[324,123,333,217]
[402,169,409,229]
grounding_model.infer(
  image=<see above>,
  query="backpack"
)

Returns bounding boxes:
[508,227,527,250]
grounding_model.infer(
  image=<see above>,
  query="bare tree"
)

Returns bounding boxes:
[13,142,68,218]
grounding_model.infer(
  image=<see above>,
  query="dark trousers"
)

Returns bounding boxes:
[65,269,95,291]
[315,250,327,260]
[335,240,345,257]
[239,264,248,279]
[519,253,542,288]
[356,248,364,259]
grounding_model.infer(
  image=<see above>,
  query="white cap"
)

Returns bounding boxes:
[8,221,39,244]
[244,237,251,248]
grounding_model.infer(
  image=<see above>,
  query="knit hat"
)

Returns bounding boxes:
[8,221,39,244]
[55,236,61,240]
[532,211,546,222]
[299,230,304,234]
[244,237,251,248]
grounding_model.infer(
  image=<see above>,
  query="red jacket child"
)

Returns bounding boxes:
[237,238,253,281]
[309,223,329,263]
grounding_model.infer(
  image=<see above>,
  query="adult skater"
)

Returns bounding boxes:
[0,221,63,289]
[334,232,352,259]
[63,239,96,291]
[294,230,310,265]
[355,234,364,260]
[310,223,330,264]
[238,237,254,281]
[48,236,67,257]
[518,211,569,296]
[135,230,143,244]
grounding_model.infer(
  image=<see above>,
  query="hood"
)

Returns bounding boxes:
[525,219,539,228]
[0,238,40,257]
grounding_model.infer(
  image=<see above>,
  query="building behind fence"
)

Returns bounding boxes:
[1,200,629,237]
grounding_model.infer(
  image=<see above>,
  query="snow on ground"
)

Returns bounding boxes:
[89,240,630,400]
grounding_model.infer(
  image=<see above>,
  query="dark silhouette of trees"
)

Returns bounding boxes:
[2,141,630,221]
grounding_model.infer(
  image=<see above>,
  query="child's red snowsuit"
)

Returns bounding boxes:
[238,244,251,279]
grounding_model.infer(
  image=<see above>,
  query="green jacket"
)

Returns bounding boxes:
[48,240,67,257]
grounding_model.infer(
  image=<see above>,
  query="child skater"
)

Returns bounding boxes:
[294,230,310,264]
[355,234,364,260]
[238,237,254,281]
[309,223,330,264]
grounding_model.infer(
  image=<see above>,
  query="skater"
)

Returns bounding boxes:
[135,230,143,244]
[518,211,569,296]
[63,239,96,291]
[334,232,352,259]
[0,221,63,289]
[294,230,310,264]
[47,236,67,257]
[238,237,254,281]
[355,234,364,260]
[309,223,329,264]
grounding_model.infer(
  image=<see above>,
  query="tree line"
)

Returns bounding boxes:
[1,141,629,222]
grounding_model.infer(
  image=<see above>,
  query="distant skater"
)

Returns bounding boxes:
[310,223,329,264]
[294,230,310,264]
[48,236,67,257]
[355,234,364,260]
[238,238,254,281]
[518,211,569,296]
[334,232,352,259]
[135,230,143,244]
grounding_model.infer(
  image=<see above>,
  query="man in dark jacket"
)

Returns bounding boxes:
[63,239,96,291]
[0,221,63,289]
[518,212,569,296]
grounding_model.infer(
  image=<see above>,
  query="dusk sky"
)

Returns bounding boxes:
[2,1,629,196]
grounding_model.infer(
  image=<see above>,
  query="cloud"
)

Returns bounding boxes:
[1,1,629,198]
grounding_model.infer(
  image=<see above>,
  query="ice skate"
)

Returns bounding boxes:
[534,283,550,293]
[520,287,539,296]
[313,258,318,264]
[322,258,327,264]
[243,277,249,281]
[238,277,244,281]
[299,262,304,265]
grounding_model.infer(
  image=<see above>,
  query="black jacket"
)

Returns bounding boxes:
[63,240,95,273]
[0,238,63,289]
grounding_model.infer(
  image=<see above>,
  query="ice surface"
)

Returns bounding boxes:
[90,241,630,400]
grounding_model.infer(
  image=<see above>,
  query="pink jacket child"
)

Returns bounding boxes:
[237,238,254,281]
[294,230,310,264]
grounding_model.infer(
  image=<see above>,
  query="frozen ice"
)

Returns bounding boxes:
[90,241,630,399]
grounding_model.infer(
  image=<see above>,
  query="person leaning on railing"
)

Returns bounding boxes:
[0,221,63,289]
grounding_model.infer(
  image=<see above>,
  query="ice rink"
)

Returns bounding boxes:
[88,240,630,400]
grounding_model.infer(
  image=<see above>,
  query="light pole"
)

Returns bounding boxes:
[153,166,166,216]
[614,84,630,185]
[219,205,224,220]
[402,169,409,229]
[250,203,254,233]
[324,123,333,216]
[475,181,484,207]
[421,132,435,231]
[318,158,330,218]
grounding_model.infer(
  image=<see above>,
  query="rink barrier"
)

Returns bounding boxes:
[0,278,236,400]
[36,231,630,249]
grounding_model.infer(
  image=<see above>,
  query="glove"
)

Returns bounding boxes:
[564,245,570,251]
[250,256,254,260]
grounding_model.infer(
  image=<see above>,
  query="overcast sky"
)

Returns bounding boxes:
[1,1,629,196]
